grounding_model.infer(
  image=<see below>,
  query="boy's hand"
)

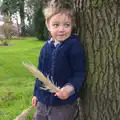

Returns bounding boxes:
[55,85,74,100]
[32,96,37,107]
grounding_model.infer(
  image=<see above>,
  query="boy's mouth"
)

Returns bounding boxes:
[57,34,65,36]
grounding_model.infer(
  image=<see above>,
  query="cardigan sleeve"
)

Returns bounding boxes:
[33,46,45,96]
[68,39,86,93]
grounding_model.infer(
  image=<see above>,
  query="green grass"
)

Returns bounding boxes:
[0,37,45,120]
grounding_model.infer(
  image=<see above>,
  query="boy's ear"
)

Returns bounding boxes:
[45,21,50,31]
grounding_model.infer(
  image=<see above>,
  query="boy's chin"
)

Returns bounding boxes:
[56,37,69,42]
[57,39,66,42]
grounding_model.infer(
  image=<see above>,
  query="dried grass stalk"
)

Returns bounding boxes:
[22,62,60,93]
[14,106,33,120]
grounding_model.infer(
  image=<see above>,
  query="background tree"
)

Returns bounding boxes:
[19,0,25,36]
[0,16,13,45]
[74,0,120,120]
[1,0,25,36]
[33,7,46,40]
[27,0,47,40]
[1,0,48,39]
[24,0,35,36]
[0,0,2,7]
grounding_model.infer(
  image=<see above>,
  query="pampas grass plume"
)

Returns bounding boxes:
[14,106,33,120]
[22,62,60,93]
[14,62,60,120]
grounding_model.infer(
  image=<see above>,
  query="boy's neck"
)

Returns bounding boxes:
[54,39,60,44]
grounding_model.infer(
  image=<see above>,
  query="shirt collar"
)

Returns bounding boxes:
[48,38,61,47]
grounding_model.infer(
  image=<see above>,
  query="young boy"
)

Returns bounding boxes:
[32,0,86,120]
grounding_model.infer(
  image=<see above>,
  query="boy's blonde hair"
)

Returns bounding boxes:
[43,0,76,27]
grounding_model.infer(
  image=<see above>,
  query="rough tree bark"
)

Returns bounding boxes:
[74,0,120,120]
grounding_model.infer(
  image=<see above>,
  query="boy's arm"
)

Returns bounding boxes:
[55,39,86,100]
[68,39,86,93]
[33,45,45,97]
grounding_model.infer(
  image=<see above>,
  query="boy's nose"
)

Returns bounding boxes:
[58,26,64,32]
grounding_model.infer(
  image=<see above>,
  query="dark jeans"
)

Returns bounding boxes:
[33,101,78,120]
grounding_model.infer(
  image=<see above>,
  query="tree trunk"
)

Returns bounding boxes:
[74,0,120,120]
[19,0,25,36]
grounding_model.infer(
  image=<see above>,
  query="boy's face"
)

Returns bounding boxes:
[46,12,73,42]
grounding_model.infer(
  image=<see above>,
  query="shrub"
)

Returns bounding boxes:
[0,16,13,45]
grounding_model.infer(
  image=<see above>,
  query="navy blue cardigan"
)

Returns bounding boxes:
[33,34,86,106]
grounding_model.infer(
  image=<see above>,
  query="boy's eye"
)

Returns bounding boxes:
[64,23,71,27]
[52,24,59,27]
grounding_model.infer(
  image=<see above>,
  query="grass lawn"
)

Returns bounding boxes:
[0,37,45,120]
